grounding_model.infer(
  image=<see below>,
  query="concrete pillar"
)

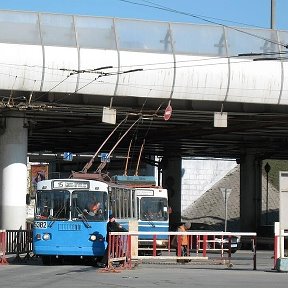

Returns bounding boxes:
[0,113,28,230]
[161,156,182,230]
[239,152,262,232]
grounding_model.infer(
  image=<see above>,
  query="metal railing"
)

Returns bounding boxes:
[109,231,257,270]
[5,229,33,261]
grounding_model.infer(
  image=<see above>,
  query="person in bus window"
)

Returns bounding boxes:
[83,202,103,219]
[41,205,50,219]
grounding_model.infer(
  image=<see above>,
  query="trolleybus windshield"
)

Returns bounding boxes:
[140,197,168,221]
[35,190,70,220]
[71,190,108,221]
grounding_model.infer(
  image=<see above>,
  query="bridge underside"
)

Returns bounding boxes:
[1,89,288,165]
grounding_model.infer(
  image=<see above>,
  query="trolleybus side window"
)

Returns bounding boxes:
[109,187,135,219]
[132,189,136,218]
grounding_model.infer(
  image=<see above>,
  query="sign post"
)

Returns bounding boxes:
[220,188,232,232]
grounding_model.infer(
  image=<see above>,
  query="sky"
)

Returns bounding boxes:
[0,0,287,31]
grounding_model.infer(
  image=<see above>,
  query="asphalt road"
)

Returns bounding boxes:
[0,250,287,288]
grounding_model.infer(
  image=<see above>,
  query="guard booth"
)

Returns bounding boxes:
[275,171,288,271]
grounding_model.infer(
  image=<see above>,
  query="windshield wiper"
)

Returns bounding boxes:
[48,205,66,227]
[75,206,91,228]
[143,212,155,228]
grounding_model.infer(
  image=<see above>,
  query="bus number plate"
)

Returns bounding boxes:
[34,221,47,229]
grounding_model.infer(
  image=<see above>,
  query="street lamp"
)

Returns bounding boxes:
[264,162,271,225]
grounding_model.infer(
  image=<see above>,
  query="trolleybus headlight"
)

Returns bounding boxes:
[89,233,104,242]
[90,235,97,241]
[43,233,51,240]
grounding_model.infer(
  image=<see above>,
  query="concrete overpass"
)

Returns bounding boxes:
[1,10,288,231]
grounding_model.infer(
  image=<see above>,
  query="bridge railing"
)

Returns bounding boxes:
[0,10,286,57]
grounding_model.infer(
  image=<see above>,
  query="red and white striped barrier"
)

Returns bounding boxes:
[107,233,132,269]
[0,230,8,265]
[109,231,257,270]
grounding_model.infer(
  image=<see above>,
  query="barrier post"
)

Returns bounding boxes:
[227,235,232,267]
[129,220,138,259]
[107,234,112,268]
[0,230,8,265]
[168,235,171,255]
[202,235,207,257]
[177,235,181,257]
[220,235,224,259]
[12,229,23,263]
[252,235,257,270]
[274,222,280,269]
[153,235,157,257]
[187,235,191,256]
[126,234,132,268]
[196,235,199,256]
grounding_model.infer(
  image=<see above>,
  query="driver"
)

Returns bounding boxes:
[83,202,103,219]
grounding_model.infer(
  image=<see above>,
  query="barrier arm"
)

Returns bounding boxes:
[107,231,257,270]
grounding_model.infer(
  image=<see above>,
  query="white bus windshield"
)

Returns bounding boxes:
[140,197,168,221]
[35,190,108,221]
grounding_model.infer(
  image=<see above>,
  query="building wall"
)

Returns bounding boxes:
[181,158,237,211]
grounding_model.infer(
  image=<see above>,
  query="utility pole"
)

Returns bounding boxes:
[271,0,276,29]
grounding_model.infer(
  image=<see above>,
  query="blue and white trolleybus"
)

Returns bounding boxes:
[33,178,137,265]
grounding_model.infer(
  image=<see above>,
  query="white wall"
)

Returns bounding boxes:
[181,158,237,211]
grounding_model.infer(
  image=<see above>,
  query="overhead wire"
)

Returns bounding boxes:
[0,50,285,106]
[126,90,159,175]
[32,66,115,103]
[0,49,286,84]
[30,53,288,101]
[1,62,285,107]
[117,0,288,49]
[50,68,143,104]
[123,0,272,29]
[3,49,288,69]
